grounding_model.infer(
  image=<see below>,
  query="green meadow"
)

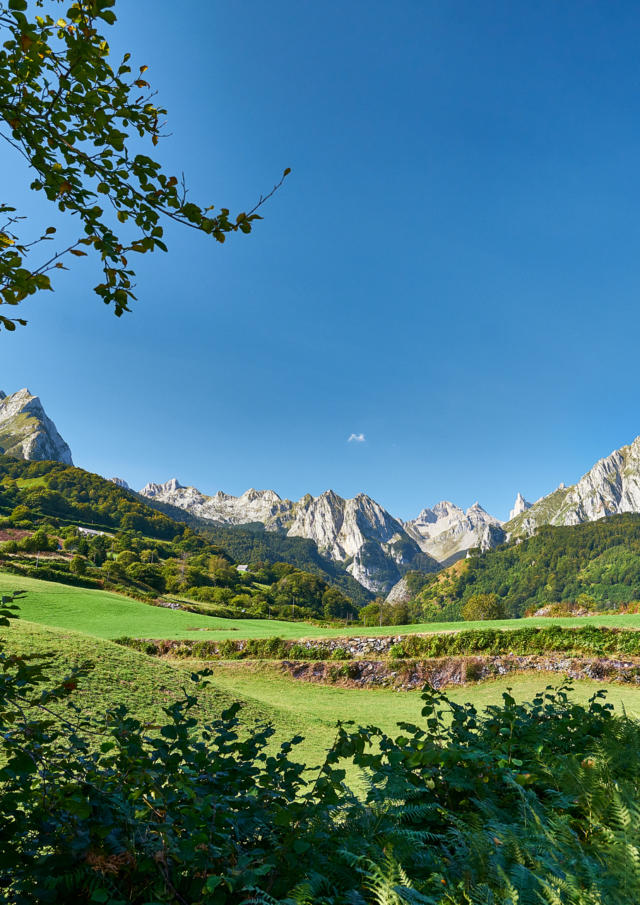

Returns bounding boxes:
[0,572,323,641]
[201,661,640,765]
[5,615,640,774]
[5,568,640,773]
[4,571,640,643]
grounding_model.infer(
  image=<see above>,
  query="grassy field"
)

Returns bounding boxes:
[0,572,326,640]
[197,661,640,769]
[5,597,640,782]
[5,571,640,643]
[205,660,640,726]
[0,618,309,745]
[5,614,640,777]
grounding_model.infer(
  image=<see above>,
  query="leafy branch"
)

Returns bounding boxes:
[0,0,290,330]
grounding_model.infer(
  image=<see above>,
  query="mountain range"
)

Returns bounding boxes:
[139,480,438,593]
[6,386,640,596]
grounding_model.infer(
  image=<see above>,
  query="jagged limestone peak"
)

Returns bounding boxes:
[139,479,436,594]
[509,492,532,520]
[141,478,183,496]
[504,434,640,539]
[0,388,72,465]
[405,498,502,563]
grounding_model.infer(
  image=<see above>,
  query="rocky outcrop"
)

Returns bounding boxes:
[404,501,503,562]
[386,577,412,604]
[505,435,640,538]
[110,477,130,490]
[509,493,532,520]
[0,389,72,465]
[139,480,437,593]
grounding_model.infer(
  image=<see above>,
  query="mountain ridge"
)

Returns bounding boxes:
[505,435,640,538]
[140,479,440,593]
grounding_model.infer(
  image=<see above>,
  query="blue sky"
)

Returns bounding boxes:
[3,0,640,521]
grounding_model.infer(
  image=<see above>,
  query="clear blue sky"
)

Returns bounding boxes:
[3,0,640,521]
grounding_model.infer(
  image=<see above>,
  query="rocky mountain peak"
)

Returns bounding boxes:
[504,434,640,539]
[432,500,462,519]
[405,498,502,564]
[138,478,437,594]
[319,489,341,505]
[412,507,437,525]
[141,478,183,497]
[110,477,130,490]
[240,488,282,503]
[509,492,532,520]
[0,388,72,465]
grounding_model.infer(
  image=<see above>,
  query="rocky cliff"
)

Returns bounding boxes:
[0,389,72,465]
[404,500,503,563]
[509,492,532,520]
[505,435,640,537]
[139,479,438,593]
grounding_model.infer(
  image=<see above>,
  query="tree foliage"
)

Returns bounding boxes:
[0,0,288,329]
[461,591,505,621]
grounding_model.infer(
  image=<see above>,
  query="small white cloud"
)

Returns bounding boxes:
[348,432,366,443]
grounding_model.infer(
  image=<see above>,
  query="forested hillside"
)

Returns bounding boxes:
[0,456,359,621]
[410,514,640,620]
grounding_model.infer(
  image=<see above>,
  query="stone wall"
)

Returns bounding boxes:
[278,655,640,690]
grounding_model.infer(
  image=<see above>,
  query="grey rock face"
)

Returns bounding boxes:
[385,576,412,604]
[404,500,503,562]
[509,492,532,520]
[139,480,437,593]
[505,435,640,538]
[0,388,72,465]
[110,477,130,490]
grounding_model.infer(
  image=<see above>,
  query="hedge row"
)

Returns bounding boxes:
[115,635,353,661]
[389,625,640,659]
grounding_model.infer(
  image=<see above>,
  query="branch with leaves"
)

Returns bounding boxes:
[0,0,289,330]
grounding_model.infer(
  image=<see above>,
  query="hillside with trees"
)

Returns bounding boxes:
[407,514,640,621]
[0,456,359,621]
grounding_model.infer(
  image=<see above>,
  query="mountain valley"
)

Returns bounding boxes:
[6,385,640,607]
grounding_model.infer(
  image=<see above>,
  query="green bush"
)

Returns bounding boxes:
[389,624,640,659]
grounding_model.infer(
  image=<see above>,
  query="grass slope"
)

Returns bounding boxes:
[7,571,640,643]
[7,614,640,776]
[0,620,243,726]
[0,572,328,640]
[6,591,640,778]
[201,662,640,766]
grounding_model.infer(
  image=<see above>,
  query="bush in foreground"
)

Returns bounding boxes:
[2,597,640,903]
